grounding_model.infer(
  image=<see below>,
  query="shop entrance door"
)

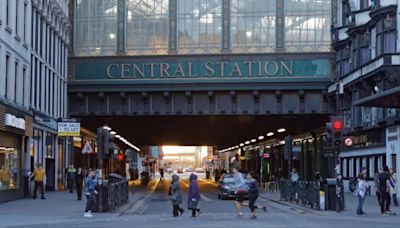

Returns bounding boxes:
[45,159,55,191]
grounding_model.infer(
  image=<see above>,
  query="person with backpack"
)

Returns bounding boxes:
[356,172,368,215]
[247,172,267,219]
[389,168,398,207]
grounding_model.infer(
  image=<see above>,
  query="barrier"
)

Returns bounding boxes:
[279,179,321,209]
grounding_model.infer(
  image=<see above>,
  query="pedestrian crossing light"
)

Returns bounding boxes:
[331,117,344,149]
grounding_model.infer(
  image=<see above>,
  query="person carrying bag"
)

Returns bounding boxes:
[188,174,201,217]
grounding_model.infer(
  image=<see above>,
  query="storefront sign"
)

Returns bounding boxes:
[263,153,270,158]
[58,122,81,137]
[34,113,58,130]
[72,56,331,81]
[4,113,25,130]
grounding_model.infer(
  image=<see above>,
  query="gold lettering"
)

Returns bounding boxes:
[280,61,293,76]
[133,64,144,78]
[230,62,243,77]
[106,63,119,79]
[264,61,279,76]
[121,64,131,79]
[188,62,198,77]
[205,62,214,77]
[219,62,228,77]
[244,61,256,76]
[173,63,185,77]
[160,63,170,78]
[146,63,159,78]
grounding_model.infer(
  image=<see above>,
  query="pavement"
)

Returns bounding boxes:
[0,174,399,228]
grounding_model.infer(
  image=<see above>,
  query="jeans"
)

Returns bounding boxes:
[249,193,259,213]
[379,192,389,214]
[85,194,95,212]
[76,183,82,200]
[172,204,183,217]
[33,181,45,198]
[356,194,364,214]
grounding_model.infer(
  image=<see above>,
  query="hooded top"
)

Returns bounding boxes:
[171,174,182,204]
[188,174,200,202]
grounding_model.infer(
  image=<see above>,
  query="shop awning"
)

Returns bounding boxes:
[354,86,400,108]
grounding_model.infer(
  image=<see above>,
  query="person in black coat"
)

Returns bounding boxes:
[75,168,84,200]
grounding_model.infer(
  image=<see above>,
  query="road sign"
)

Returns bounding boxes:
[82,141,94,154]
[344,137,354,147]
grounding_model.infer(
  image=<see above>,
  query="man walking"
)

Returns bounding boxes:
[66,165,77,193]
[30,164,46,199]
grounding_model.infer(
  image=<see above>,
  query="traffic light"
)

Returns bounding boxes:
[97,127,116,159]
[331,116,344,149]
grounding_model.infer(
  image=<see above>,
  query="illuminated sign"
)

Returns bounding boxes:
[5,113,25,130]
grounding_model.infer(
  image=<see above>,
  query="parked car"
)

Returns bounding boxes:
[183,167,193,172]
[177,168,184,173]
[195,167,204,173]
[166,167,173,174]
[217,173,249,200]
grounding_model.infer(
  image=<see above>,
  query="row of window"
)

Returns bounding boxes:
[0,50,28,106]
[340,154,386,179]
[2,0,29,44]
[74,0,331,56]
[31,8,67,77]
[30,55,66,118]
[336,14,396,77]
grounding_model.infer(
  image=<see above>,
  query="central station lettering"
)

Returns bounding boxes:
[106,61,293,79]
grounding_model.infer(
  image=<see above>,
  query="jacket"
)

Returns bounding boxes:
[85,177,95,195]
[248,178,259,194]
[188,174,200,202]
[171,174,182,204]
[232,172,247,191]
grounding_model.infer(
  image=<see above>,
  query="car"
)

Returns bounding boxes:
[183,167,193,172]
[217,173,249,200]
[195,167,204,173]
[166,167,173,174]
[177,168,184,173]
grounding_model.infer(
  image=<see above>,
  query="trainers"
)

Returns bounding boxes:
[236,213,243,219]
[249,215,257,220]
[84,212,93,218]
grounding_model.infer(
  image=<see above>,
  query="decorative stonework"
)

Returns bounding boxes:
[117,0,126,54]
[276,0,284,51]
[222,0,230,50]
[169,0,177,51]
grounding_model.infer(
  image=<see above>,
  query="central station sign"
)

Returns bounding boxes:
[72,56,331,81]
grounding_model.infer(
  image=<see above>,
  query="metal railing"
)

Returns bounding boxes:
[279,179,321,210]
[107,180,129,211]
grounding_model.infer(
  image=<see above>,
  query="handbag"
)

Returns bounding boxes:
[188,198,198,209]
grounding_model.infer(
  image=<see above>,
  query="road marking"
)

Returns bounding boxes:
[181,180,211,202]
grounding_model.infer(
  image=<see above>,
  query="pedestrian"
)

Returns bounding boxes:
[374,170,382,205]
[247,172,267,219]
[170,174,184,217]
[356,172,368,215]
[378,165,391,216]
[389,168,398,207]
[84,171,98,218]
[30,164,46,199]
[159,167,164,181]
[231,167,248,219]
[290,168,300,184]
[76,167,84,201]
[66,165,77,193]
[188,174,201,217]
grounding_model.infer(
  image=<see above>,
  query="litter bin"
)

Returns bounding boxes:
[325,178,344,211]
[141,171,150,185]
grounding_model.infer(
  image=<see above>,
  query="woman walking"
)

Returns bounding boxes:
[188,174,201,217]
[356,172,368,215]
[170,174,184,217]
[247,172,267,219]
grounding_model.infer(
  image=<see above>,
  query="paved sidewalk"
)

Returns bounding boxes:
[260,191,400,217]
[0,178,160,228]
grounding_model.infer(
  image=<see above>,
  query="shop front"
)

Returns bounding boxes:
[0,104,32,203]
